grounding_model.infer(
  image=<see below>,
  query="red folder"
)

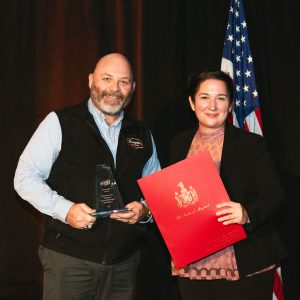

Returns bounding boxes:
[137,151,246,268]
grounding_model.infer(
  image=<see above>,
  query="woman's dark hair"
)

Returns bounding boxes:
[188,70,234,104]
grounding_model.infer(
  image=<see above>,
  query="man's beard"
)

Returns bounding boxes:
[90,87,132,116]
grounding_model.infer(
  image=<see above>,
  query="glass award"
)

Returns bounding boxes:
[91,164,130,217]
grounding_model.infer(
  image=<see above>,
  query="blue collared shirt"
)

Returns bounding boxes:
[14,99,161,223]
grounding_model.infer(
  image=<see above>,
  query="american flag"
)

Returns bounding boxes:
[221,0,284,299]
[221,0,262,135]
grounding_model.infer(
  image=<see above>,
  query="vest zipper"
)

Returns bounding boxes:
[101,218,112,264]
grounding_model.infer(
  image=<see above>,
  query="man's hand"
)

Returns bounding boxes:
[66,203,96,230]
[110,201,148,224]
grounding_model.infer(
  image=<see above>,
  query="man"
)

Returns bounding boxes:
[14,53,160,300]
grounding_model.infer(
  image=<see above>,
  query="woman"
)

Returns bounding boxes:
[170,70,286,300]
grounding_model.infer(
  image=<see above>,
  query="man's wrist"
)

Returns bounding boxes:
[140,201,152,223]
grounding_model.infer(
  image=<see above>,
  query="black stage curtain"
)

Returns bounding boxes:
[1,1,299,299]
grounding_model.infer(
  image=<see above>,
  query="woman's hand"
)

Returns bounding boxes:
[216,201,250,225]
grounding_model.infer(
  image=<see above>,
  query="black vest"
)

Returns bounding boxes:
[43,102,153,264]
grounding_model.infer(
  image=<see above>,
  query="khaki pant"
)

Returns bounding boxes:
[38,246,140,300]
